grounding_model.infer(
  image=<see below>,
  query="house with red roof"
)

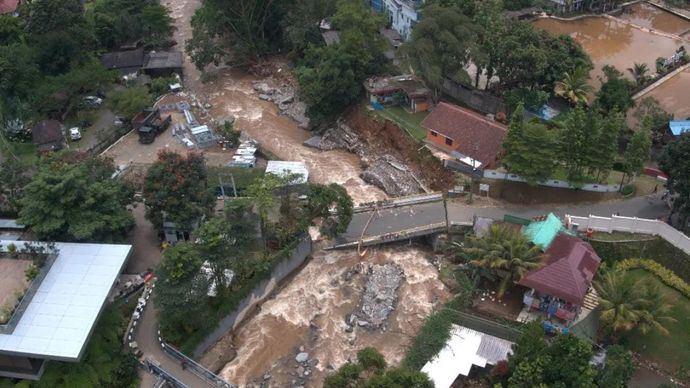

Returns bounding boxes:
[421,102,507,169]
[518,233,601,326]
[0,0,18,15]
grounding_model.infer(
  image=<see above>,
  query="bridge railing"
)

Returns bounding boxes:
[159,340,235,388]
[354,193,443,213]
[144,358,190,388]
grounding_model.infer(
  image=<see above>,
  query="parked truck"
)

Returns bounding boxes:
[133,108,172,144]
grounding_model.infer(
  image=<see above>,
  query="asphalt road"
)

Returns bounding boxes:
[338,194,671,245]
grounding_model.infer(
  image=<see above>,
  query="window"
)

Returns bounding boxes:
[430,130,438,137]
[445,137,453,146]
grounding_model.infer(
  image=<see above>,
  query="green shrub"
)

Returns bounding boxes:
[621,184,635,196]
[616,258,690,299]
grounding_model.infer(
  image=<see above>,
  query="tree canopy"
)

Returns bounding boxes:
[659,134,690,230]
[143,151,215,229]
[18,153,134,242]
[324,347,433,388]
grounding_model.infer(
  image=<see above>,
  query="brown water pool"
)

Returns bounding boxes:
[533,16,684,89]
[618,2,690,36]
[640,67,690,121]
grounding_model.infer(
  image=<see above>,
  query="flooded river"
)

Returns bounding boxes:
[216,244,450,387]
[618,2,690,37]
[533,16,684,88]
[159,1,439,387]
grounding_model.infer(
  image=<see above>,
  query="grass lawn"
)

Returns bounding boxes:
[591,231,656,242]
[625,269,690,373]
[0,140,38,166]
[374,105,428,142]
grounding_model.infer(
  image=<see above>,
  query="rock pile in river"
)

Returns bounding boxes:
[347,264,403,331]
[252,80,309,129]
[361,155,425,197]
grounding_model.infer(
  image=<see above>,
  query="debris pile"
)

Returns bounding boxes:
[347,264,403,331]
[252,79,309,129]
[361,155,425,197]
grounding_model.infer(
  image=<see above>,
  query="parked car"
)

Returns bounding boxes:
[114,116,125,127]
[81,96,103,109]
[69,127,82,141]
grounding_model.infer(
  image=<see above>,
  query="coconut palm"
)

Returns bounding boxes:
[460,224,544,298]
[554,67,592,105]
[627,63,650,87]
[595,271,676,341]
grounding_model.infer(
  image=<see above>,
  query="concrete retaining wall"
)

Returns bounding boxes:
[483,170,621,192]
[192,235,313,358]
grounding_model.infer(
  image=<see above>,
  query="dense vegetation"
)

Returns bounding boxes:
[0,0,173,125]
[17,152,134,242]
[324,347,433,388]
[153,154,353,350]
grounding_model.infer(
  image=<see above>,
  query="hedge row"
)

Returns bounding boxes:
[590,237,690,283]
[616,258,690,300]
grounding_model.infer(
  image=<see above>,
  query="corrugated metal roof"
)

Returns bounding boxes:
[265,161,308,184]
[669,120,690,136]
[422,324,513,388]
[523,213,563,249]
[0,219,25,230]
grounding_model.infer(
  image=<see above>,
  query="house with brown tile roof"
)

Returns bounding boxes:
[0,0,18,15]
[518,233,601,325]
[421,102,507,169]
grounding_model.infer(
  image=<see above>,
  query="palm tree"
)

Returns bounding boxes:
[461,224,544,298]
[627,63,650,87]
[554,67,592,105]
[595,271,676,341]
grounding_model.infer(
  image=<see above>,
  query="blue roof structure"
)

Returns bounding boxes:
[669,120,690,136]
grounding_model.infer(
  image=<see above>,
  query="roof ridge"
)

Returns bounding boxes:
[436,102,508,132]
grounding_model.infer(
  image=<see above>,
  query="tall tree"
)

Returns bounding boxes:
[595,66,635,114]
[595,270,675,341]
[187,0,286,68]
[627,62,650,87]
[143,151,215,229]
[554,66,592,105]
[246,173,282,247]
[462,224,544,297]
[0,157,30,216]
[633,97,673,143]
[622,128,652,181]
[308,183,353,237]
[401,4,478,97]
[659,134,690,230]
[590,110,623,180]
[502,104,558,184]
[108,86,153,120]
[18,153,134,242]
[558,106,592,184]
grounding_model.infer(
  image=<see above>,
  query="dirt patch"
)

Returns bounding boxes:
[472,282,524,322]
[0,258,32,322]
[344,107,454,192]
[479,179,616,205]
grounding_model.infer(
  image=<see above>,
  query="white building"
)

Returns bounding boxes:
[371,0,424,41]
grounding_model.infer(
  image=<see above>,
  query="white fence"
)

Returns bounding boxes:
[483,170,621,193]
[568,214,690,255]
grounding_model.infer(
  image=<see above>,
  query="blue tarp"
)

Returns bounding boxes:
[669,120,690,136]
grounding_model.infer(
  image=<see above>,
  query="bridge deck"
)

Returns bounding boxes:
[333,200,448,248]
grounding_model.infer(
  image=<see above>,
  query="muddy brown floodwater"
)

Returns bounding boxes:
[618,2,690,36]
[533,16,684,89]
[640,67,690,120]
[216,244,450,387]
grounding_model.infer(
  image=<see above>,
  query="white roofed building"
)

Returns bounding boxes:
[265,161,309,184]
[0,241,132,380]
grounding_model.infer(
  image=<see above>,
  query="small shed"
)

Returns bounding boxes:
[190,125,217,149]
[31,120,64,151]
[669,120,690,137]
[422,325,514,388]
[0,0,18,15]
[143,51,183,78]
[265,161,309,184]
[522,213,565,250]
[100,48,145,76]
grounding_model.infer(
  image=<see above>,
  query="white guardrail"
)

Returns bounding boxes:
[567,214,690,255]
